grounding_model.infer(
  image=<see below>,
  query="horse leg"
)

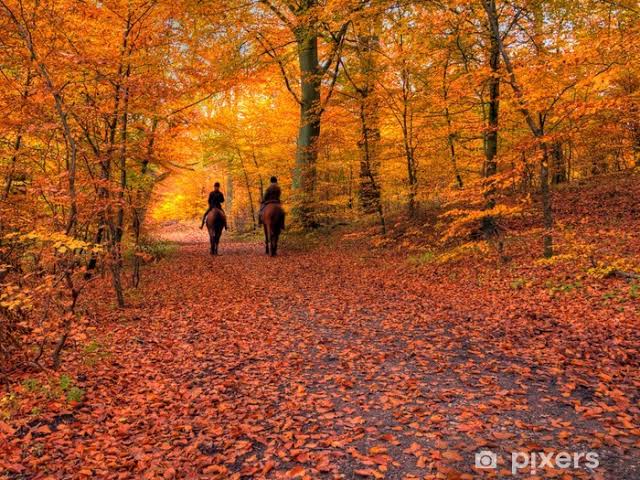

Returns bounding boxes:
[264,224,270,255]
[270,228,279,257]
[215,227,222,255]
[209,230,215,255]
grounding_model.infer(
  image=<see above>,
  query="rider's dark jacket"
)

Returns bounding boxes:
[262,183,281,204]
[208,190,225,209]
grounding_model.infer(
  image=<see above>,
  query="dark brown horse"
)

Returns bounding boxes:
[206,208,226,255]
[262,203,285,256]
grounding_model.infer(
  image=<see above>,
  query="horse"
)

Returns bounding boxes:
[262,202,285,257]
[206,208,226,255]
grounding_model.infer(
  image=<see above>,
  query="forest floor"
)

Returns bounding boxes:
[1,174,640,479]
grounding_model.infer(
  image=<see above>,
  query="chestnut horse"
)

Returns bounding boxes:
[262,203,285,256]
[206,208,226,255]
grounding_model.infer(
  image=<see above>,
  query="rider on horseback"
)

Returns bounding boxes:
[259,176,281,226]
[200,182,227,230]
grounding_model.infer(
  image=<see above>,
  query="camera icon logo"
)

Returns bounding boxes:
[475,450,498,469]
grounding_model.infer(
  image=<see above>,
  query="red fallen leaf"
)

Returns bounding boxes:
[434,439,449,449]
[203,465,227,475]
[441,450,464,462]
[404,442,423,455]
[492,431,515,440]
[295,451,310,463]
[262,460,276,475]
[0,422,15,436]
[163,467,176,479]
[354,469,384,478]
[371,454,390,465]
[380,433,400,445]
[285,465,306,478]
[34,425,52,434]
[4,464,25,473]
[369,445,387,455]
[316,455,332,472]
[240,465,259,476]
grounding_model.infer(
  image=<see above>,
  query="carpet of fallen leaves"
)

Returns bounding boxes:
[2,175,639,479]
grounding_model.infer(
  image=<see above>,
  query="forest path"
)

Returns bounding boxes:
[5,232,638,479]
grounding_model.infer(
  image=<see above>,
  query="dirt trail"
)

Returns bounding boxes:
[3,233,638,479]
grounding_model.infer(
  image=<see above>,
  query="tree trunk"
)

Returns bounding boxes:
[541,144,553,257]
[3,66,32,200]
[294,27,321,228]
[251,150,264,207]
[400,61,417,215]
[110,64,130,307]
[551,142,567,184]
[483,0,554,257]
[355,25,385,233]
[484,28,500,180]
[631,122,640,167]
[132,118,159,288]
[442,55,463,188]
[237,149,256,229]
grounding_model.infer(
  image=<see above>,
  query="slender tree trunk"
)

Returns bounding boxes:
[3,134,24,200]
[358,101,385,233]
[540,143,553,257]
[110,64,130,308]
[400,61,418,215]
[483,0,554,257]
[237,150,256,228]
[551,142,567,183]
[251,151,264,205]
[484,27,500,181]
[442,55,463,188]
[225,174,234,227]
[354,25,385,233]
[357,85,381,214]
[3,66,33,200]
[631,122,640,167]
[403,125,417,215]
[479,8,502,252]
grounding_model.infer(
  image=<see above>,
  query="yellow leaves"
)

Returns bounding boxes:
[440,205,522,243]
[434,241,490,264]
[3,230,102,255]
[0,283,33,312]
[586,258,640,279]
[534,253,578,266]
